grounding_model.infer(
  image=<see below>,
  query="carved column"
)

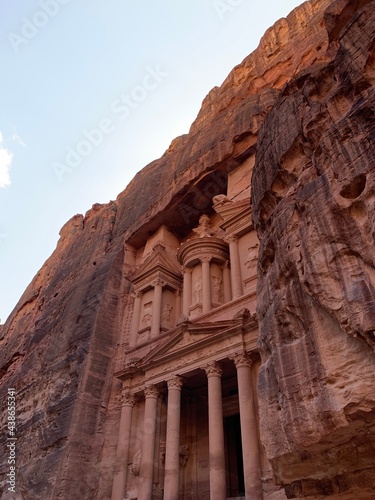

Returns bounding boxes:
[138,385,160,500]
[182,267,192,317]
[151,279,163,338]
[130,291,143,347]
[164,376,183,500]
[201,256,212,314]
[226,235,243,299]
[204,362,226,500]
[233,352,263,500]
[222,260,232,303]
[111,392,136,500]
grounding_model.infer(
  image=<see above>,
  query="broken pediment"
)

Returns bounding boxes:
[132,243,182,290]
[212,196,252,236]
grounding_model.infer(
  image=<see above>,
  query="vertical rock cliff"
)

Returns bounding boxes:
[1,0,374,498]
[252,0,375,497]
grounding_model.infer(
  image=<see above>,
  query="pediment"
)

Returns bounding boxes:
[140,319,240,369]
[133,245,181,285]
[213,197,249,221]
[213,198,252,235]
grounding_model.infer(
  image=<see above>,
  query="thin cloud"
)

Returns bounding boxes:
[11,128,27,148]
[0,132,13,188]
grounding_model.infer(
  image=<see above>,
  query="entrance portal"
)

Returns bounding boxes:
[224,414,245,498]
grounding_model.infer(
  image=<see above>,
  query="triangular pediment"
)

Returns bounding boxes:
[133,244,181,285]
[140,319,241,369]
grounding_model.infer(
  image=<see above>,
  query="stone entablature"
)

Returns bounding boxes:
[115,310,258,389]
[177,236,229,268]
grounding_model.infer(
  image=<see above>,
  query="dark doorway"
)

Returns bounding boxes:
[224,414,245,497]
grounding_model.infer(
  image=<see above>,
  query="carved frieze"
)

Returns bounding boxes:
[177,237,229,268]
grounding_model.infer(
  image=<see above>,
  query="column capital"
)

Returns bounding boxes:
[223,259,230,269]
[167,376,184,391]
[121,390,136,407]
[181,266,193,274]
[131,290,143,299]
[232,351,253,369]
[200,255,212,264]
[204,361,223,378]
[144,384,160,399]
[151,277,165,287]
[224,234,238,244]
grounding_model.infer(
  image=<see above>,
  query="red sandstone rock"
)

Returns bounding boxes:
[252,0,375,497]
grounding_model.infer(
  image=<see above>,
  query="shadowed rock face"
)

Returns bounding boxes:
[1,0,374,498]
[252,0,375,497]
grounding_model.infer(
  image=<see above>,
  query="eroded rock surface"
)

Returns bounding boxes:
[252,0,375,497]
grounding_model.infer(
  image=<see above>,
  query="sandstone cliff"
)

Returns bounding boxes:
[1,0,374,498]
[252,0,375,497]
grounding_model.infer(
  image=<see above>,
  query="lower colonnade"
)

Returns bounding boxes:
[111,352,263,500]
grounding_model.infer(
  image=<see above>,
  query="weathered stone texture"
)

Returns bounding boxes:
[252,0,375,497]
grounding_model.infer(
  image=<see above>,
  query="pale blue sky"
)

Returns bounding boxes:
[0,0,303,322]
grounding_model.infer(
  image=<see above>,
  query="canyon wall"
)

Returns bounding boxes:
[252,0,375,497]
[0,0,374,498]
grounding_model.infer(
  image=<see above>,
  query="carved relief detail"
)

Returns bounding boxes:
[160,443,189,468]
[162,303,173,327]
[151,278,166,288]
[144,384,160,398]
[211,275,223,304]
[167,376,184,390]
[224,234,238,244]
[245,243,259,274]
[232,351,253,369]
[121,390,136,406]
[131,450,141,476]
[193,279,202,304]
[204,361,223,377]
[200,256,212,264]
[193,214,214,238]
[141,301,152,328]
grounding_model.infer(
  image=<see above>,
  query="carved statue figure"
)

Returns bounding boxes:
[213,194,232,206]
[245,243,259,274]
[131,450,141,476]
[193,279,202,303]
[192,214,214,238]
[211,275,223,303]
[161,303,173,326]
[141,302,152,328]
